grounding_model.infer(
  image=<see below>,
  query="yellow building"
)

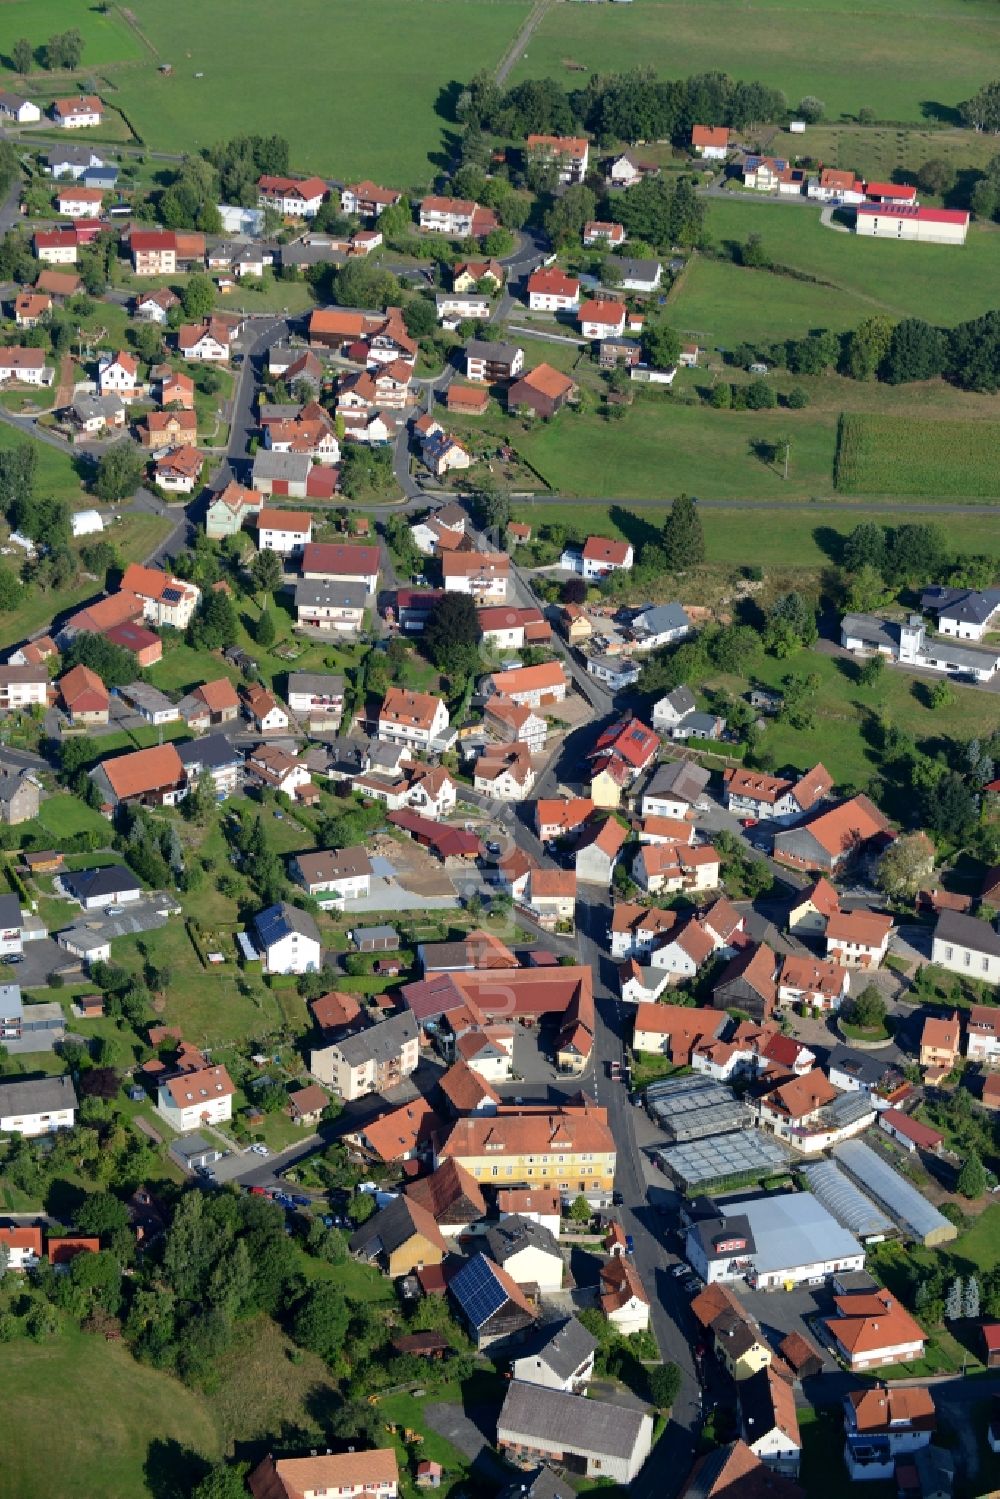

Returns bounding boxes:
[437,1109,616,1197]
[590,766,625,809]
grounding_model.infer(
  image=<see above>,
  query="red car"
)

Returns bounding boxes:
[740,817,758,828]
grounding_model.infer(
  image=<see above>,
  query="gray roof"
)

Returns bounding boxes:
[498,1381,650,1462]
[632,602,690,635]
[177,733,242,772]
[0,983,21,1021]
[920,636,1000,671]
[675,711,722,736]
[118,681,177,715]
[467,338,520,363]
[349,1193,437,1257]
[0,770,33,804]
[515,1316,597,1380]
[827,1045,896,1088]
[841,612,898,648]
[169,1133,218,1165]
[64,864,140,901]
[0,1073,77,1118]
[72,393,125,423]
[353,923,401,946]
[934,908,1000,959]
[0,893,22,929]
[588,653,637,678]
[921,586,1000,626]
[643,757,710,805]
[252,450,312,482]
[253,901,321,949]
[288,670,345,697]
[615,256,661,280]
[437,291,489,307]
[663,1130,789,1191]
[258,402,301,421]
[499,1469,574,1499]
[47,144,102,168]
[799,1158,894,1239]
[333,1009,416,1067]
[660,685,696,715]
[720,1192,863,1276]
[484,1214,562,1268]
[295,579,368,611]
[833,1138,956,1243]
[58,903,173,951]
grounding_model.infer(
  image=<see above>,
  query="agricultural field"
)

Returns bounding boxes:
[0,0,144,70]
[505,0,1000,126]
[102,0,530,185]
[768,123,1000,192]
[835,412,1000,496]
[703,197,1000,327]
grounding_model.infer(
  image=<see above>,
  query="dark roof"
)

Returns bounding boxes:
[0,1073,77,1118]
[333,1010,417,1068]
[515,1316,597,1379]
[499,1469,575,1499]
[63,865,140,900]
[467,338,521,362]
[687,1213,755,1261]
[253,901,321,948]
[177,733,242,771]
[498,1381,649,1463]
[348,1193,445,1258]
[484,1214,562,1268]
[935,908,1000,959]
[295,579,367,611]
[827,1046,895,1088]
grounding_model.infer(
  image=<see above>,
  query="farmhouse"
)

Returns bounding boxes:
[773,795,894,873]
[498,1382,652,1484]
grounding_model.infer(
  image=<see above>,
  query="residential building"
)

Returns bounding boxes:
[256,173,328,217]
[0,348,51,387]
[583,221,625,248]
[63,865,141,911]
[641,759,710,819]
[14,291,52,328]
[722,763,832,823]
[0,1075,77,1136]
[575,816,627,887]
[484,1214,564,1292]
[405,1158,487,1238]
[931,909,1000,984]
[437,1108,615,1198]
[600,1256,650,1333]
[497,1382,653,1485]
[243,684,288,733]
[841,610,1000,683]
[536,798,595,842]
[756,1070,876,1153]
[176,677,240,732]
[921,585,1000,641]
[772,795,894,873]
[525,868,576,928]
[52,95,103,129]
[419,196,497,237]
[295,578,367,634]
[691,1283,772,1379]
[465,339,524,384]
[488,661,568,708]
[141,409,197,450]
[248,1451,398,1499]
[378,686,449,749]
[289,847,372,905]
[90,743,187,813]
[0,92,40,124]
[629,603,692,651]
[919,1012,960,1072]
[689,1195,865,1291]
[692,125,731,158]
[825,909,893,968]
[244,744,316,802]
[615,256,663,292]
[527,267,581,311]
[177,318,231,361]
[843,1387,935,1482]
[348,1194,447,1277]
[156,1063,234,1132]
[856,204,969,244]
[450,1254,538,1348]
[253,902,322,974]
[257,508,312,555]
[777,955,850,1013]
[312,1010,419,1100]
[579,299,626,339]
[58,664,109,725]
[966,1004,1000,1064]
[477,605,550,651]
[442,551,509,600]
[825,1288,926,1371]
[511,1317,596,1394]
[632,1003,725,1062]
[807,167,866,204]
[0,1223,42,1270]
[340,180,403,218]
[507,363,578,417]
[634,841,720,895]
[474,745,535,802]
[526,134,589,183]
[286,671,344,727]
[787,876,840,936]
[130,229,178,275]
[676,1442,805,1499]
[120,562,200,630]
[177,734,242,800]
[739,1367,801,1477]
[0,771,39,826]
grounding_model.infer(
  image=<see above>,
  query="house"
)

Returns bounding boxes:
[349,1193,447,1277]
[743,155,791,191]
[598,336,641,370]
[614,257,663,292]
[313,1008,419,1099]
[756,1069,876,1153]
[919,1012,960,1072]
[632,1003,725,1062]
[0,1074,77,1136]
[52,95,103,129]
[453,259,504,292]
[607,150,644,187]
[563,536,634,579]
[436,290,491,324]
[677,1442,805,1499]
[0,1223,42,1270]
[690,1283,772,1377]
[589,715,659,783]
[856,204,969,245]
[130,229,179,275]
[536,798,595,842]
[153,444,203,494]
[285,1083,329,1128]
[248,1451,399,1499]
[600,1255,650,1332]
[489,662,568,709]
[58,185,105,219]
[244,744,315,802]
[525,868,576,928]
[295,579,366,634]
[438,1057,502,1116]
[290,847,372,905]
[437,1105,613,1199]
[512,1316,596,1394]
[419,428,471,477]
[176,677,240,732]
[477,605,550,651]
[777,955,850,1013]
[825,909,893,968]
[341,180,403,218]
[722,763,833,823]
[583,221,626,247]
[527,268,581,311]
[713,943,777,1025]
[498,1381,653,1485]
[253,902,322,974]
[257,174,328,217]
[485,1214,564,1292]
[286,671,344,728]
[466,339,524,384]
[0,664,51,711]
[931,909,1000,984]
[787,876,840,936]
[205,481,260,539]
[256,507,312,556]
[825,1288,926,1371]
[575,816,627,887]
[419,197,497,237]
[506,362,578,418]
[405,1158,487,1238]
[103,621,162,668]
[135,287,180,324]
[90,743,186,813]
[14,292,52,329]
[0,348,52,387]
[177,734,242,800]
[301,541,381,590]
[442,550,509,600]
[966,1004,1000,1064]
[807,167,866,205]
[773,795,894,873]
[692,125,731,159]
[242,684,288,733]
[526,134,589,183]
[449,1252,538,1348]
[921,585,1000,641]
[843,1387,935,1482]
[58,664,109,725]
[157,1062,235,1132]
[120,562,201,631]
[0,92,40,125]
[474,745,536,802]
[633,842,720,896]
[879,1109,944,1155]
[141,409,198,451]
[642,759,710,819]
[177,318,231,362]
[46,144,104,179]
[629,603,692,651]
[579,299,626,339]
[378,686,449,750]
[63,865,141,911]
[739,1366,801,1477]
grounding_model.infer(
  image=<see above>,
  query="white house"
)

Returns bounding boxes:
[615,257,662,293]
[527,267,581,312]
[289,847,372,905]
[178,320,231,362]
[379,686,449,750]
[156,1063,234,1132]
[843,1387,935,1483]
[57,185,105,219]
[641,757,710,819]
[0,1075,77,1137]
[921,585,1000,641]
[634,842,720,895]
[825,910,893,969]
[931,909,1000,983]
[0,93,41,125]
[442,551,509,600]
[579,299,626,339]
[0,1223,42,1270]
[739,1367,801,1479]
[0,348,52,386]
[600,1256,650,1333]
[257,507,313,556]
[485,1216,564,1293]
[253,902,323,974]
[691,125,731,159]
[52,95,103,129]
[630,603,692,651]
[511,1317,596,1394]
[588,655,639,691]
[560,535,634,579]
[97,350,139,400]
[436,291,491,324]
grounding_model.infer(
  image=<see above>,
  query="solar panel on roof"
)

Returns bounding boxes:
[452,1255,506,1328]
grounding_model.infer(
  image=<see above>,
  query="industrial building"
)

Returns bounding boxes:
[687,1192,866,1290]
[832,1140,957,1247]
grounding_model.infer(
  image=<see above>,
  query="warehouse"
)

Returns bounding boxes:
[646,1074,752,1142]
[799,1159,895,1242]
[832,1139,957,1247]
[689,1192,866,1290]
[497,1380,653,1484]
[660,1130,792,1196]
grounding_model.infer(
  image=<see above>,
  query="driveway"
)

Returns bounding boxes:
[12,938,81,988]
[424,1401,510,1485]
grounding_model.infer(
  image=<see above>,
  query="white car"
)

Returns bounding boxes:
[250,1143,270,1157]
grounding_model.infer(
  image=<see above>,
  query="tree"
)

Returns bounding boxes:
[917,158,956,196]
[964,1275,981,1319]
[402,297,437,340]
[254,608,275,648]
[75,1191,129,1238]
[930,679,955,710]
[648,1362,682,1409]
[95,441,144,503]
[846,314,894,381]
[959,79,1000,134]
[182,274,215,320]
[250,548,283,595]
[875,833,934,898]
[740,233,770,269]
[186,770,217,825]
[471,474,510,536]
[885,523,945,585]
[12,38,33,73]
[787,385,809,409]
[945,1275,964,1319]
[859,653,885,688]
[569,1195,592,1223]
[661,492,704,570]
[708,624,760,675]
[881,318,946,384]
[542,184,597,247]
[191,1466,249,1499]
[333,259,401,310]
[0,441,37,518]
[797,95,825,123]
[45,29,83,69]
[423,592,481,679]
[347,1192,375,1225]
[958,1151,987,1200]
[63,632,136,689]
[764,591,816,654]
[850,985,886,1031]
[189,589,238,650]
[292,1282,350,1362]
[642,322,681,371]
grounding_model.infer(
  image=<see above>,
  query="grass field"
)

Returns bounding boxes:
[0,0,144,71]
[106,0,530,185]
[835,412,1000,495]
[703,198,1000,327]
[35,794,111,840]
[0,423,88,505]
[668,255,871,348]
[505,0,1000,125]
[768,123,1000,191]
[0,1328,221,1499]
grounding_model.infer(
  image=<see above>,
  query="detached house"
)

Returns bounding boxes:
[253,901,322,974]
[919,1012,960,1073]
[290,847,372,905]
[739,1367,801,1479]
[692,125,731,159]
[965,1004,1000,1064]
[507,363,577,418]
[488,661,568,709]
[465,339,524,384]
[295,578,366,633]
[579,299,626,339]
[157,1063,234,1132]
[58,664,109,725]
[419,196,497,237]
[248,1451,398,1499]
[825,909,893,968]
[379,687,449,750]
[442,550,509,601]
[178,319,230,362]
[633,842,720,895]
[931,908,1000,984]
[527,267,581,311]
[825,1288,926,1372]
[257,174,328,217]
[153,444,203,494]
[526,134,589,183]
[257,508,312,555]
[722,763,832,824]
[52,95,103,129]
[121,562,201,630]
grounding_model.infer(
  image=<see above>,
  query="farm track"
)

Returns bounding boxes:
[495,0,558,85]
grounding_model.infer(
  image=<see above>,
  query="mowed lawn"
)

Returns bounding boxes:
[109,0,530,185]
[505,0,1000,123]
[704,198,1000,326]
[835,412,1000,496]
[668,256,871,349]
[0,0,143,70]
[0,1329,221,1499]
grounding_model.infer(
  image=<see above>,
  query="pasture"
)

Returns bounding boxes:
[768,124,1000,193]
[0,0,143,71]
[668,255,870,349]
[505,0,1000,126]
[104,0,530,185]
[704,197,1000,326]
[835,412,1000,496]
